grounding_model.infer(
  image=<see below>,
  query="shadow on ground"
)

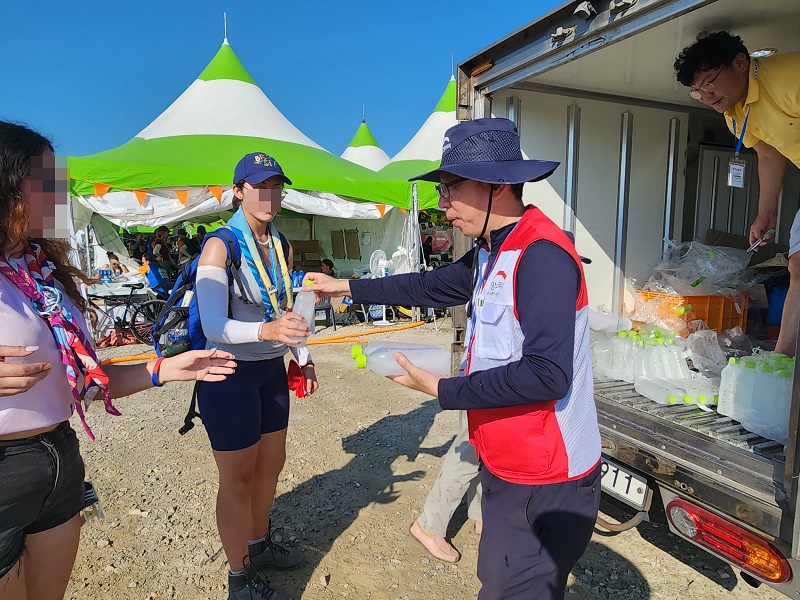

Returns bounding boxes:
[268,399,451,597]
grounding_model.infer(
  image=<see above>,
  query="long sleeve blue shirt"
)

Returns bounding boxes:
[350,221,580,411]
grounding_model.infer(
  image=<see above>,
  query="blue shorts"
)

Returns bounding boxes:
[197,357,290,452]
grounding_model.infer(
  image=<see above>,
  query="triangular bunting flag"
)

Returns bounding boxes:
[209,186,223,203]
[134,190,147,206]
[175,190,189,205]
[376,204,386,217]
[93,183,111,197]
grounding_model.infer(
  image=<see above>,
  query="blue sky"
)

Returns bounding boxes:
[0,1,562,159]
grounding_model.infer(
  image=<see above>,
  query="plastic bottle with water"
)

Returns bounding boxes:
[645,340,666,379]
[717,357,740,417]
[633,340,649,381]
[352,342,451,377]
[591,332,613,379]
[740,363,792,444]
[289,290,316,344]
[608,331,630,381]
[718,358,759,422]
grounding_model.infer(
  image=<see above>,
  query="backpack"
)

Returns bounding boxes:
[151,228,245,358]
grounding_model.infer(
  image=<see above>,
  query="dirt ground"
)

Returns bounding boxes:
[65,320,786,600]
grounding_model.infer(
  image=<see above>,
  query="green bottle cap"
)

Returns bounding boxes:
[697,394,709,405]
[780,370,793,379]
[729,357,739,365]
[682,394,693,405]
[761,364,775,373]
[355,353,367,369]
[351,345,363,359]
[667,395,680,404]
[743,360,757,369]
[618,331,628,338]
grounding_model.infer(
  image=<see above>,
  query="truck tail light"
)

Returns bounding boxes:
[667,498,791,583]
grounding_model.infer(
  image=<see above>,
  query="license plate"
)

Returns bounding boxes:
[600,457,649,510]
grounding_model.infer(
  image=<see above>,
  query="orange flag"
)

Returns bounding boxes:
[175,190,189,205]
[375,204,386,217]
[134,190,147,206]
[93,183,111,197]
[209,186,223,203]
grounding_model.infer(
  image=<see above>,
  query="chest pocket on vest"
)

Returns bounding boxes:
[475,301,514,360]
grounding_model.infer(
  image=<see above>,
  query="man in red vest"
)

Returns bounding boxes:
[307,118,601,599]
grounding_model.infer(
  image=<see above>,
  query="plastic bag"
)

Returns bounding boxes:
[642,241,766,299]
[685,330,728,377]
[717,326,754,358]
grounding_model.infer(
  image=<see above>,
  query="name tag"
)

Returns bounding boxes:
[727,158,746,188]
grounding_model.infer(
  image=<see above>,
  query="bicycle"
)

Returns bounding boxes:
[86,282,166,346]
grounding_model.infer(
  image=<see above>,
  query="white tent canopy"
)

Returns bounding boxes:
[340,119,390,171]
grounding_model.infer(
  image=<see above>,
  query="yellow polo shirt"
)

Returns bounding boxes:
[724,52,800,167]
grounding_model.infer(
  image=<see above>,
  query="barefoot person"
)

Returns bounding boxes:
[195,152,319,600]
[307,118,601,599]
[0,120,236,600]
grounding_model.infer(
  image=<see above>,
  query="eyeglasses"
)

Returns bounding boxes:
[435,177,468,199]
[689,65,728,100]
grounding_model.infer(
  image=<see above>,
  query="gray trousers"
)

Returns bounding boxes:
[418,411,482,536]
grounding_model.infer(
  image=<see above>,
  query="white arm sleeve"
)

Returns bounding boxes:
[196,265,263,344]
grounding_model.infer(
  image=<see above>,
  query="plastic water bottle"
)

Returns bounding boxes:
[608,331,629,381]
[353,342,451,377]
[633,340,649,381]
[730,359,759,424]
[290,291,316,343]
[661,339,690,380]
[591,333,613,379]
[740,364,792,444]
[634,377,672,404]
[645,340,665,379]
[717,357,740,418]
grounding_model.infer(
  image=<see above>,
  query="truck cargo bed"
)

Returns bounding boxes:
[594,379,788,539]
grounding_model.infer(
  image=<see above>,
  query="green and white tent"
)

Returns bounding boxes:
[340,119,390,171]
[68,40,410,229]
[378,76,458,210]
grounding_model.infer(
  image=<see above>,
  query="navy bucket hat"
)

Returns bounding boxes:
[411,118,559,184]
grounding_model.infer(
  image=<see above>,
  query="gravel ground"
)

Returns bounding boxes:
[64,320,786,600]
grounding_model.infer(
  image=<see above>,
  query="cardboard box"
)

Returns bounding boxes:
[291,240,321,255]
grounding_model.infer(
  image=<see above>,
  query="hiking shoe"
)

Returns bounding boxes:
[228,564,288,600]
[249,536,304,571]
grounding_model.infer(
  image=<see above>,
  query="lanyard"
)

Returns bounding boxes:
[732,106,751,157]
[228,212,293,319]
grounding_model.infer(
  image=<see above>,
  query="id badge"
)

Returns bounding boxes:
[727,158,746,188]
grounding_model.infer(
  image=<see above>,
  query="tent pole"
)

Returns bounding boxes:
[411,183,421,322]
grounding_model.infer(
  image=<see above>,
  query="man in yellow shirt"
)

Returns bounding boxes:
[675,31,800,356]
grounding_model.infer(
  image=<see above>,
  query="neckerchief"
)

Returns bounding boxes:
[227,209,293,320]
[0,241,119,441]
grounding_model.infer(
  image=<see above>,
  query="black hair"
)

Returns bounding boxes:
[674,31,749,86]
[232,180,246,211]
[510,183,524,201]
[143,252,158,263]
[107,251,119,260]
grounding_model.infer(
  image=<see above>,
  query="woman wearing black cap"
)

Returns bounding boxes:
[195,152,318,600]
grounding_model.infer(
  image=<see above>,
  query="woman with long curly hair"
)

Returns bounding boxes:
[0,120,237,600]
